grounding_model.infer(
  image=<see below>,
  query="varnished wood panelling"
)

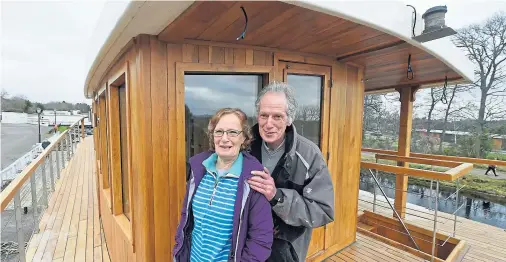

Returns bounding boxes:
[100,188,135,262]
[93,37,366,261]
[150,36,171,261]
[182,44,198,63]
[95,45,137,262]
[132,35,155,262]
[157,1,463,93]
[166,43,183,259]
[211,46,225,64]
[107,85,123,215]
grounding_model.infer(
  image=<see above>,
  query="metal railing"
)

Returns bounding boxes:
[0,118,86,262]
[358,153,472,262]
[1,146,44,187]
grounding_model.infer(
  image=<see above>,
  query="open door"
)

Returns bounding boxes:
[278,61,332,258]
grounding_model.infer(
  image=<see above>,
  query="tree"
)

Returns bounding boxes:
[437,84,474,153]
[425,87,442,135]
[75,103,91,113]
[24,99,32,113]
[454,12,506,157]
[1,89,8,100]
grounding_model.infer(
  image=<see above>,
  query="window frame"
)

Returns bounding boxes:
[105,62,135,246]
[175,62,274,177]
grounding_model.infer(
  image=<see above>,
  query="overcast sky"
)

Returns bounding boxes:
[1,0,506,106]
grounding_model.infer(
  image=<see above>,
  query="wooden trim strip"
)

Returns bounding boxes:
[375,154,462,168]
[360,161,453,181]
[362,147,506,167]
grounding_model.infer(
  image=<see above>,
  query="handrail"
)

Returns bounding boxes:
[0,117,85,211]
[360,161,459,181]
[375,154,462,168]
[362,147,506,167]
[372,153,473,181]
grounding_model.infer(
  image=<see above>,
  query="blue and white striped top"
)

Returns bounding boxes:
[190,153,242,262]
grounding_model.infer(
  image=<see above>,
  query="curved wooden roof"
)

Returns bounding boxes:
[84,0,474,98]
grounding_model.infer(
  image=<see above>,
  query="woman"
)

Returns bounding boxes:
[173,108,274,262]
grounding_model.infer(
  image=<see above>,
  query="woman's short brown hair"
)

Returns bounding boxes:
[207,108,253,151]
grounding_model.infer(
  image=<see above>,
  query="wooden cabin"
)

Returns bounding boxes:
[85,1,474,261]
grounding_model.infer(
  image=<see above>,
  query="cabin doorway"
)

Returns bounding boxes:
[278,61,332,257]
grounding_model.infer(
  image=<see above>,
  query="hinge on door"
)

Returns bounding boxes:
[329,79,334,88]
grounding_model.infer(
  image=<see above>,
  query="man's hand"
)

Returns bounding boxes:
[248,167,277,201]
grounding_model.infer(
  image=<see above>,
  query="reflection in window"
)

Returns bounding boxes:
[184,74,262,160]
[287,74,322,147]
[118,84,130,219]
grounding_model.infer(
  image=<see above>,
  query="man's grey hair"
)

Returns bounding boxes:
[255,81,298,125]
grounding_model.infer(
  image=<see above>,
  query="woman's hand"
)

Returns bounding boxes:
[248,167,277,201]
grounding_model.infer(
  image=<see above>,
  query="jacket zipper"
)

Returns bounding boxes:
[233,181,250,262]
[209,179,219,206]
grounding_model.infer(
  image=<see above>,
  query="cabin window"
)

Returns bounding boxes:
[287,74,323,147]
[184,74,263,160]
[118,84,130,219]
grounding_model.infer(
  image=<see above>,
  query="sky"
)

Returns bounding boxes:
[1,0,506,106]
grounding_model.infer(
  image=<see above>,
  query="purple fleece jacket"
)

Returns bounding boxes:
[173,151,274,262]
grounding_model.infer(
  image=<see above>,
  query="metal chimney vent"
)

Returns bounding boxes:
[413,5,456,43]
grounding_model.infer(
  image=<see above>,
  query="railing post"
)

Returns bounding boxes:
[431,181,440,262]
[61,140,66,168]
[81,118,85,139]
[14,191,27,262]
[453,178,459,237]
[49,152,55,192]
[67,133,72,159]
[30,170,38,226]
[41,159,49,207]
[56,142,61,179]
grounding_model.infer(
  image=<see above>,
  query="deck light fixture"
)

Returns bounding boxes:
[413,6,456,43]
[36,107,42,143]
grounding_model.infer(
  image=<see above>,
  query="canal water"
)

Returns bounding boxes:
[359,172,506,230]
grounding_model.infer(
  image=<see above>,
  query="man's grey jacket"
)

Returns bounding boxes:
[250,124,335,261]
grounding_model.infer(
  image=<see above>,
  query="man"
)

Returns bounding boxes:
[247,81,335,262]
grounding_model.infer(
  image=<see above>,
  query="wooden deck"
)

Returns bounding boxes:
[27,136,506,262]
[326,192,506,262]
[26,137,110,261]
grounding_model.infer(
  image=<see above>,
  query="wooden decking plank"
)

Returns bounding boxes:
[63,236,77,261]
[40,153,79,261]
[25,137,107,261]
[355,234,423,262]
[354,235,422,262]
[49,139,87,259]
[26,162,72,261]
[75,145,90,261]
[29,150,76,261]
[86,144,95,261]
[93,246,103,262]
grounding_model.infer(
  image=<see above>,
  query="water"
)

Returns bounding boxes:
[359,173,506,229]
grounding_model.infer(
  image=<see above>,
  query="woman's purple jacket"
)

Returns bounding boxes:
[173,151,274,261]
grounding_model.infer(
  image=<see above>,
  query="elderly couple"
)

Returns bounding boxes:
[173,82,335,262]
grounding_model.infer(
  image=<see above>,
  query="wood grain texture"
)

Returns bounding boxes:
[395,87,415,218]
[132,35,155,262]
[150,36,171,260]
[156,1,462,92]
[107,85,123,215]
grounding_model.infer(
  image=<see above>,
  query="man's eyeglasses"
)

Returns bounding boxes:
[213,129,243,137]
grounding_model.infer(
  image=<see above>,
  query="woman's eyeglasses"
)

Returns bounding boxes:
[213,129,243,137]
